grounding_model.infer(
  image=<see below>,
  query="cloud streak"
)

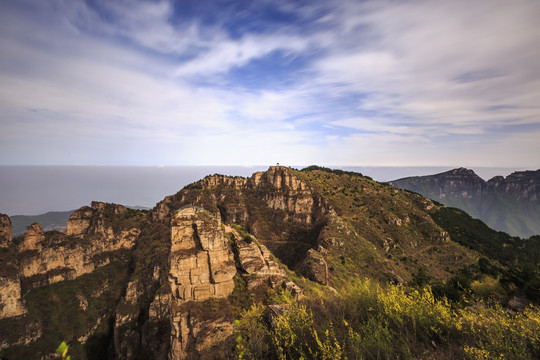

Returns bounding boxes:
[0,0,539,167]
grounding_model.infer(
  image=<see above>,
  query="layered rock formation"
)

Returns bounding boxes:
[18,202,139,292]
[19,223,44,252]
[169,207,236,302]
[0,202,140,322]
[167,206,291,359]
[0,214,26,319]
[0,276,26,319]
[486,169,540,201]
[152,166,333,269]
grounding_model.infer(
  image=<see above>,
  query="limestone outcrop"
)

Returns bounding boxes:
[0,202,141,324]
[169,207,236,302]
[486,169,540,201]
[18,203,139,292]
[0,276,26,319]
[151,166,333,270]
[164,205,299,359]
[0,214,26,319]
[19,223,44,252]
[233,230,286,279]
[66,201,128,239]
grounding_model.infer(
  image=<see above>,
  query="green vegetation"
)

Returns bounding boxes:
[301,165,366,178]
[431,206,540,302]
[183,181,203,190]
[56,341,71,360]
[235,279,540,360]
[0,260,131,359]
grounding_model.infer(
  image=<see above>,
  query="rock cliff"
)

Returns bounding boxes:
[169,207,236,302]
[169,206,291,359]
[0,202,140,323]
[152,166,332,269]
[486,169,540,201]
[0,214,26,319]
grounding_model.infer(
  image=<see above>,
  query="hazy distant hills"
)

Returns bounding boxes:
[10,210,75,236]
[389,168,540,238]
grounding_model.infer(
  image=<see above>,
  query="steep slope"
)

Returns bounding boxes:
[389,168,540,237]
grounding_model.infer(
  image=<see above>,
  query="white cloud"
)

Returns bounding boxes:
[1,0,539,167]
[311,0,540,133]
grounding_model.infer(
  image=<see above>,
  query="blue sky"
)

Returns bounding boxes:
[1,0,539,167]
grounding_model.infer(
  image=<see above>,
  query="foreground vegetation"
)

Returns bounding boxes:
[235,279,540,360]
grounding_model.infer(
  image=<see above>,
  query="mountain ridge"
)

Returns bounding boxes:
[389,167,540,237]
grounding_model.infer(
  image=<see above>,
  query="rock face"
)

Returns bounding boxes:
[152,166,332,269]
[66,201,128,239]
[0,276,26,319]
[389,168,540,238]
[390,168,486,199]
[0,214,26,319]
[169,207,236,302]
[166,206,291,359]
[0,214,12,247]
[0,202,140,323]
[19,203,139,292]
[168,207,236,359]
[19,223,44,252]
[487,169,540,201]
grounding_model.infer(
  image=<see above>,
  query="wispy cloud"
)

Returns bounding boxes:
[0,0,539,166]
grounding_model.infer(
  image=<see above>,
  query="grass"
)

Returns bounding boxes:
[235,278,540,360]
[0,260,130,360]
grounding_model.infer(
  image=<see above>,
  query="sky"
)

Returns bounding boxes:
[1,0,539,168]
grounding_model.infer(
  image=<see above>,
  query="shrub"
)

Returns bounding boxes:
[235,278,540,359]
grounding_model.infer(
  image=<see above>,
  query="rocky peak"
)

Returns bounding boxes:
[66,201,129,238]
[486,169,540,201]
[390,167,486,199]
[438,168,486,198]
[201,174,248,189]
[19,223,44,252]
[251,165,307,191]
[0,214,12,247]
[451,167,476,176]
[91,201,127,215]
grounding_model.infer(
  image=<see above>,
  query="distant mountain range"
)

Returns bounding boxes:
[10,210,75,237]
[389,168,540,238]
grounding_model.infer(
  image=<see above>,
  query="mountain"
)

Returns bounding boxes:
[0,166,538,359]
[10,210,75,237]
[389,168,540,238]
